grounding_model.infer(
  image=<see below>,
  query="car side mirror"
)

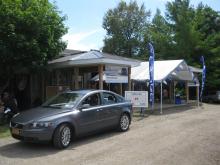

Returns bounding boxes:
[79,104,90,110]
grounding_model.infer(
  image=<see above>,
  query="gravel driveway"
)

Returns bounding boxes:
[0,104,220,165]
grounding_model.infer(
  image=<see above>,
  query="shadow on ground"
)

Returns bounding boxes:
[0,129,120,159]
[0,103,205,159]
[133,104,198,120]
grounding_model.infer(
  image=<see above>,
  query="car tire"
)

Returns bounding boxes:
[118,113,130,132]
[53,124,72,149]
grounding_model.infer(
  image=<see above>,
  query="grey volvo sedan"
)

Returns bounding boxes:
[10,90,132,149]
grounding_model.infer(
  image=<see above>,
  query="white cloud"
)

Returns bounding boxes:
[156,0,173,2]
[62,30,102,51]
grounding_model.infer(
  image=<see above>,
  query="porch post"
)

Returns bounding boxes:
[173,81,176,103]
[41,73,45,102]
[132,81,135,91]
[185,81,189,103]
[128,66,131,91]
[74,67,79,90]
[98,64,103,90]
[169,82,172,103]
[120,83,123,95]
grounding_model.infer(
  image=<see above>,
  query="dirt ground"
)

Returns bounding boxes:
[0,103,219,165]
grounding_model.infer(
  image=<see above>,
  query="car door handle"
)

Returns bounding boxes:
[97,109,103,111]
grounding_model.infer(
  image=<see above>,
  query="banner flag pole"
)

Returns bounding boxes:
[148,43,155,112]
[200,56,206,103]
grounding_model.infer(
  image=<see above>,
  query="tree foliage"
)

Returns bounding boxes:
[146,9,173,59]
[102,1,150,57]
[0,0,67,77]
[102,0,220,92]
[165,0,220,91]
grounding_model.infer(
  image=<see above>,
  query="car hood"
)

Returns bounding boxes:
[12,107,72,124]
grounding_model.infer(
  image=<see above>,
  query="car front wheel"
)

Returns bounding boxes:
[118,113,130,132]
[53,124,72,149]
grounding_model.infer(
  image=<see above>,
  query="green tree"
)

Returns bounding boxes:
[192,4,220,91]
[102,1,150,57]
[163,0,220,91]
[145,9,173,60]
[0,0,67,79]
[165,0,200,61]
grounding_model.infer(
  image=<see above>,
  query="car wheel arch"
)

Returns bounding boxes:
[121,111,131,124]
[52,122,76,140]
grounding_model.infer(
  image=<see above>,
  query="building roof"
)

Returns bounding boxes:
[131,60,196,82]
[49,50,140,68]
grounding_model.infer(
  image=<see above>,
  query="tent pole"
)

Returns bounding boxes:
[160,81,163,114]
[197,85,200,108]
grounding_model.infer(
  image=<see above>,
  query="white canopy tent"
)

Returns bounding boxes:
[131,60,197,114]
[90,59,199,114]
[131,60,194,82]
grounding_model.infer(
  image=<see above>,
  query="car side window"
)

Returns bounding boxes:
[82,93,101,107]
[103,92,117,105]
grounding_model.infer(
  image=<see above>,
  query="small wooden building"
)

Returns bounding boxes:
[42,49,140,100]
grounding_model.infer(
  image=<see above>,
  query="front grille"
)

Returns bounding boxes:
[11,122,23,129]
[12,134,39,142]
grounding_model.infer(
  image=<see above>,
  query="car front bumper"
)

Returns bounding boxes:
[10,126,54,142]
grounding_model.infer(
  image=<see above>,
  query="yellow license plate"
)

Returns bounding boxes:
[12,128,21,135]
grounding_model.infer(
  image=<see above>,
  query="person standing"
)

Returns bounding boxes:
[2,92,18,114]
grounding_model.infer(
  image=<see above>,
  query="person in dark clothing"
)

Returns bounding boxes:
[2,92,18,114]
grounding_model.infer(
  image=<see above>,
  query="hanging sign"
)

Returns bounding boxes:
[105,65,128,83]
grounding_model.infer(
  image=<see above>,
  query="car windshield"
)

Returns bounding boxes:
[42,92,83,109]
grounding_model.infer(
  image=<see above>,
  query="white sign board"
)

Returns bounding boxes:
[125,91,148,108]
[105,65,128,83]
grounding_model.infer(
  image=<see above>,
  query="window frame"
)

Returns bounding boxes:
[80,92,101,108]
[102,92,118,105]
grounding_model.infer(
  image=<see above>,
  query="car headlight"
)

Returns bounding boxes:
[30,122,54,128]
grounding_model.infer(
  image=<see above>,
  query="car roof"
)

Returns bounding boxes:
[65,89,115,95]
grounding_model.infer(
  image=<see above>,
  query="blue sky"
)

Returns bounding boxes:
[52,0,220,51]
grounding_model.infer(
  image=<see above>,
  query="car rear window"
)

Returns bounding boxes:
[103,92,117,105]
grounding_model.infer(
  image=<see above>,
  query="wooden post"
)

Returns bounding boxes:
[41,73,45,102]
[120,83,123,95]
[98,64,103,89]
[128,66,131,91]
[30,75,33,106]
[132,81,135,91]
[56,70,61,86]
[173,81,176,103]
[169,82,172,103]
[74,67,79,90]
[185,81,189,103]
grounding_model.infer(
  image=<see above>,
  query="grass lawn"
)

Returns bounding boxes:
[0,124,11,138]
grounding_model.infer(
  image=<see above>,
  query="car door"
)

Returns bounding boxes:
[98,92,121,128]
[77,93,102,134]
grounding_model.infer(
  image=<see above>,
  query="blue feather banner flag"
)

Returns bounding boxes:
[200,56,206,101]
[148,43,155,108]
